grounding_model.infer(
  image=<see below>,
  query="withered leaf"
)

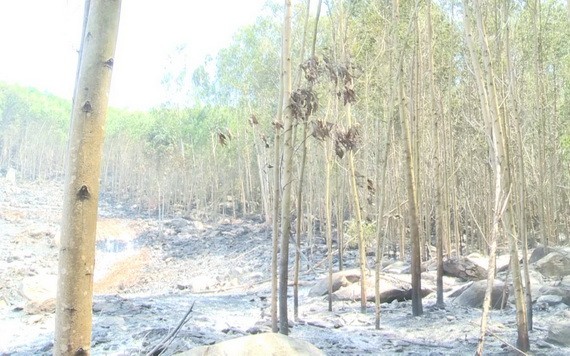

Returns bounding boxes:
[335,140,344,159]
[367,178,375,195]
[218,133,228,146]
[249,114,259,126]
[261,134,270,148]
[311,120,335,141]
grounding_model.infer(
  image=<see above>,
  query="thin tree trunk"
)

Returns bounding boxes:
[346,104,367,313]
[465,0,529,352]
[278,0,293,335]
[375,3,398,325]
[270,74,282,334]
[325,137,334,312]
[374,114,392,328]
[394,0,423,317]
[399,71,423,316]
[293,0,311,321]
[294,0,322,321]
[426,0,444,307]
[271,33,285,337]
[55,1,122,354]
[505,0,533,331]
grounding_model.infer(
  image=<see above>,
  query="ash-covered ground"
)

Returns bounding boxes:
[1,179,568,355]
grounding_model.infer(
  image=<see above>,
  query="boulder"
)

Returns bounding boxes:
[20,275,56,301]
[526,269,546,301]
[308,269,362,297]
[529,245,552,264]
[166,218,190,232]
[24,298,56,315]
[539,286,570,306]
[562,275,570,288]
[452,280,506,309]
[178,333,325,356]
[535,249,570,278]
[536,295,563,306]
[382,261,411,274]
[546,321,570,347]
[20,274,58,315]
[443,257,487,281]
[310,270,432,303]
[331,275,432,303]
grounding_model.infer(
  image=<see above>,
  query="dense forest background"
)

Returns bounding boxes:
[1,0,569,260]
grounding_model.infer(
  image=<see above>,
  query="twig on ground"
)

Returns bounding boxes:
[469,321,529,356]
[146,301,195,356]
[397,337,456,349]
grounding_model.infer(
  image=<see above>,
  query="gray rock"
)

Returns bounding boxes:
[546,321,570,347]
[24,298,55,314]
[535,249,570,278]
[453,280,506,309]
[539,286,570,306]
[383,261,411,274]
[308,269,362,297]
[177,332,325,356]
[166,218,189,232]
[561,275,570,289]
[331,274,432,303]
[20,275,57,299]
[536,294,563,306]
[526,269,545,301]
[529,245,552,264]
[443,257,487,281]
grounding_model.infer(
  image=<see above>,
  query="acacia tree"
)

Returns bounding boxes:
[54,1,122,354]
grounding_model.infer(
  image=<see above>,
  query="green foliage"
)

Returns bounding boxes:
[194,14,281,114]
[106,108,154,138]
[0,82,71,140]
[345,219,376,250]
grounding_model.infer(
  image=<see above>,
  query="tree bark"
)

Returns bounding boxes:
[54,1,122,355]
[278,0,293,335]
[465,0,529,352]
[394,0,423,317]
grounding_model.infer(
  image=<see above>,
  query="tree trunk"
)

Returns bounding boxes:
[271,122,281,333]
[325,137,334,312]
[426,0,444,307]
[394,0,423,317]
[505,0,533,331]
[465,0,529,352]
[278,0,293,336]
[54,1,122,355]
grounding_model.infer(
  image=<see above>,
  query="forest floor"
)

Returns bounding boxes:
[1,179,569,355]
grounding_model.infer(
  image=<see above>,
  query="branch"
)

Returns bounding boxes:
[146,301,195,356]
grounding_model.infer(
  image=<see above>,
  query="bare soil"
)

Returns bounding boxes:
[0,179,568,355]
